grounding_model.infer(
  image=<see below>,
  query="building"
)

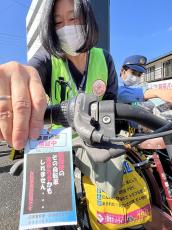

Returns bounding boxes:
[26,0,110,61]
[26,0,46,61]
[144,51,172,89]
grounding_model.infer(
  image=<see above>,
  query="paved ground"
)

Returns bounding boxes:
[0,142,22,230]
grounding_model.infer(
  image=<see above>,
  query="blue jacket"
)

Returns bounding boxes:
[117,76,145,103]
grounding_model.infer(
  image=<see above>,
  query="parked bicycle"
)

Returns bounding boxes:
[10,93,172,229]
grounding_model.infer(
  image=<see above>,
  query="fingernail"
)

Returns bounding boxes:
[14,141,25,150]
[30,128,40,139]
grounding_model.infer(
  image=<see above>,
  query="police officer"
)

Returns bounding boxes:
[120,55,147,85]
[118,55,172,104]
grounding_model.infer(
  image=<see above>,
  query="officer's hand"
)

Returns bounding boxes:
[157,89,172,103]
[144,89,172,103]
[0,62,47,150]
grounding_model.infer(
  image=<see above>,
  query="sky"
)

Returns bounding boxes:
[0,0,172,73]
[0,0,31,64]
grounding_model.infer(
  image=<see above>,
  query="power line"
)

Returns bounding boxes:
[0,40,25,46]
[9,0,30,9]
[0,33,26,45]
[0,41,25,48]
[0,32,25,39]
[0,38,25,43]
[8,0,42,14]
[0,3,14,14]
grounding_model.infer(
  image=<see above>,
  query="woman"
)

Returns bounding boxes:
[0,0,118,150]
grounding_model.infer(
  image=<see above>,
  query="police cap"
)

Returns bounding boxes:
[123,55,147,73]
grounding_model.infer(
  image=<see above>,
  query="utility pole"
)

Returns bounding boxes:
[90,0,110,51]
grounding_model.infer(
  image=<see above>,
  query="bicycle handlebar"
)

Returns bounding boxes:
[44,93,168,135]
[44,93,172,162]
[10,93,172,175]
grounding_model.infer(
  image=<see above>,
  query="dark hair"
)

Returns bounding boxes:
[40,0,99,58]
[120,65,142,77]
[120,65,129,76]
[122,65,130,71]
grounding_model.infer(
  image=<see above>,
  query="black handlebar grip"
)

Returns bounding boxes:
[115,103,167,130]
[44,98,76,128]
[44,101,69,127]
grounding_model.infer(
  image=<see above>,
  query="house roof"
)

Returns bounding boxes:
[146,51,172,65]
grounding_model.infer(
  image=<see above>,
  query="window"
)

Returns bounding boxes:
[145,71,150,82]
[146,66,155,82]
[163,59,172,79]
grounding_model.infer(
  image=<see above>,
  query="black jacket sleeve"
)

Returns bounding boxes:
[103,49,118,101]
[27,47,52,95]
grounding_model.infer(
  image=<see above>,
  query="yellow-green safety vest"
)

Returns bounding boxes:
[51,47,108,105]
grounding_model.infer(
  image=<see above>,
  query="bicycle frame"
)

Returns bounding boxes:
[152,153,172,213]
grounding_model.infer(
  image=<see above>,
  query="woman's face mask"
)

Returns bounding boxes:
[123,75,141,86]
[56,25,86,56]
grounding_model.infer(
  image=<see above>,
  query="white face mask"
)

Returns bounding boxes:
[124,75,141,86]
[56,25,86,56]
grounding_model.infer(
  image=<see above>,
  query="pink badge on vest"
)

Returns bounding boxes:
[92,80,106,97]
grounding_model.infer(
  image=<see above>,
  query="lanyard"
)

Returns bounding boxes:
[78,51,90,93]
[67,51,90,93]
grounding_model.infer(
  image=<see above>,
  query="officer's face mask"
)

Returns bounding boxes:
[123,75,141,86]
[56,25,86,56]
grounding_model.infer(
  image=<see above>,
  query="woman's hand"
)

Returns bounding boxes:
[0,62,47,150]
